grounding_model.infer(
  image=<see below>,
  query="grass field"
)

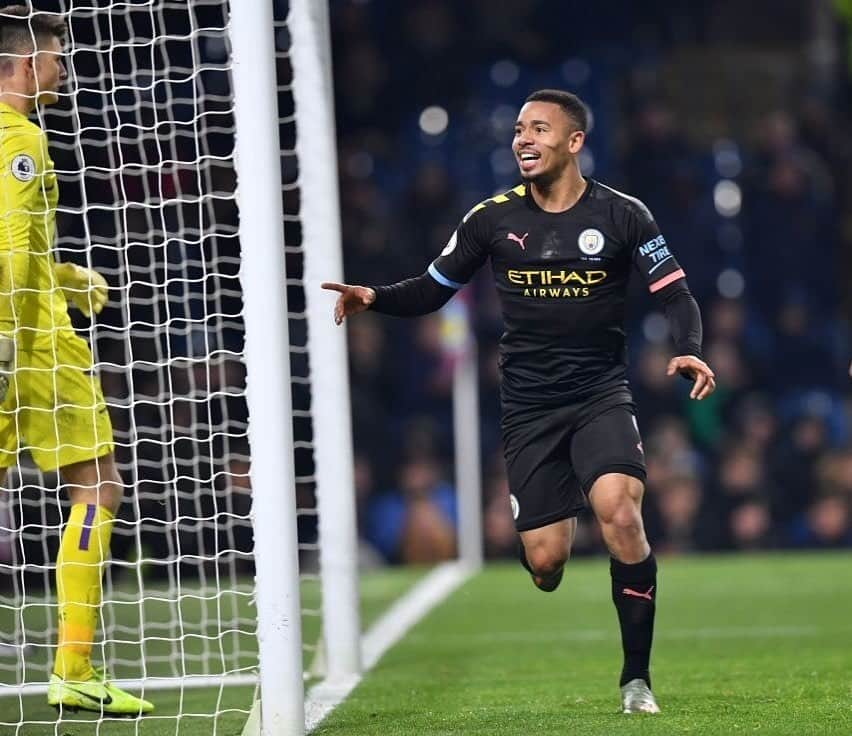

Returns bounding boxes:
[0,567,425,735]
[316,553,852,736]
[2,553,851,735]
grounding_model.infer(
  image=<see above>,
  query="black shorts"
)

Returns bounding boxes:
[501,399,646,532]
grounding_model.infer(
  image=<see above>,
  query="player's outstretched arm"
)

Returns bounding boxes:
[322,270,456,324]
[321,282,376,325]
[666,355,716,400]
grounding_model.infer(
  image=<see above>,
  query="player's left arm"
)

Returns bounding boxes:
[627,202,715,401]
[656,281,715,400]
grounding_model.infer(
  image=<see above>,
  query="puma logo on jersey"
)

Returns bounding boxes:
[507,232,528,250]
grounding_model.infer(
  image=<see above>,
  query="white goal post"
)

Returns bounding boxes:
[287,0,362,688]
[230,1,305,733]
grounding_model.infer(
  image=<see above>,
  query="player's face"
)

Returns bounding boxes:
[30,36,66,106]
[512,101,585,183]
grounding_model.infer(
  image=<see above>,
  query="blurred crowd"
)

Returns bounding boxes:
[4,2,850,591]
[329,0,852,563]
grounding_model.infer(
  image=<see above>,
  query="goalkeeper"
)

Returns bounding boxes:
[0,8,152,716]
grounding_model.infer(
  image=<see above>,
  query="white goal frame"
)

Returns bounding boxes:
[232,0,362,733]
[230,1,305,734]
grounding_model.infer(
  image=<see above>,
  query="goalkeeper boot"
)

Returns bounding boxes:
[620,678,660,714]
[47,669,154,717]
[518,542,564,592]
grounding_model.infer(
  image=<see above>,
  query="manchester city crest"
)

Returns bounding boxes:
[578,228,605,255]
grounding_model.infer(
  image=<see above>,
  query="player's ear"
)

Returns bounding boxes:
[567,129,585,154]
[21,53,35,81]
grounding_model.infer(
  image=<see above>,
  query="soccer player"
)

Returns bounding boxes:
[324,89,716,714]
[0,8,152,715]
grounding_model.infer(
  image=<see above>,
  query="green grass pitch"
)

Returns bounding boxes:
[0,568,425,735]
[2,553,851,735]
[317,553,851,736]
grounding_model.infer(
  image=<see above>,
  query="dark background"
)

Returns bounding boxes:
[327,0,852,561]
[1,2,850,595]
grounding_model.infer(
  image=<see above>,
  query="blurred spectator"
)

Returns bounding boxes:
[363,455,457,564]
[729,499,773,550]
[633,344,685,427]
[684,339,751,449]
[654,474,703,554]
[768,412,829,530]
[734,396,778,455]
[790,494,852,548]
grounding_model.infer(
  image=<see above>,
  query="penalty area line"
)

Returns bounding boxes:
[304,559,475,733]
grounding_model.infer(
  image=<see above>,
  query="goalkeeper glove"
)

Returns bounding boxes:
[54,262,109,317]
[0,335,14,405]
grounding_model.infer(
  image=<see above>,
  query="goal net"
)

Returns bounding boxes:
[0,2,355,732]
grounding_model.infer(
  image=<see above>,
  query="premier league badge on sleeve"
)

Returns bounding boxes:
[11,154,36,182]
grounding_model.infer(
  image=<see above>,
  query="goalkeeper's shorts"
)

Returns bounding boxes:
[0,333,114,471]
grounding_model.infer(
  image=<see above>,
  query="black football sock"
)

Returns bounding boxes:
[610,553,657,688]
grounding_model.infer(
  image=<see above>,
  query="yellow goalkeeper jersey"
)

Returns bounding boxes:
[0,101,73,351]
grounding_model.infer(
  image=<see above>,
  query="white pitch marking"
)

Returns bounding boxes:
[304,560,474,732]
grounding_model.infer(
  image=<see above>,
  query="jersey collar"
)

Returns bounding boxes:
[0,100,29,121]
[524,177,595,214]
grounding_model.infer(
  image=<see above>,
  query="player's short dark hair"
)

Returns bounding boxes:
[525,89,589,132]
[0,5,65,55]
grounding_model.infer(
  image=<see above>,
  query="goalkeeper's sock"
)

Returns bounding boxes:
[610,553,657,688]
[53,503,114,681]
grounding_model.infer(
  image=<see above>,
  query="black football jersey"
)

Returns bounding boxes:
[430,179,686,404]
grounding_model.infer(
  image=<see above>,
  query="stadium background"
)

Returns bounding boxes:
[0,1,848,732]
[2,0,850,591]
[328,0,852,562]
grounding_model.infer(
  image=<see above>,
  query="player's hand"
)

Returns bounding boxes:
[321,282,376,325]
[55,263,109,317]
[0,335,14,405]
[666,355,716,400]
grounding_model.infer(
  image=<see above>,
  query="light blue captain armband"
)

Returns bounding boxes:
[428,263,465,290]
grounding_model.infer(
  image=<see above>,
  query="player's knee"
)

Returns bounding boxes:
[613,504,643,534]
[103,481,124,515]
[525,546,567,578]
[598,499,643,538]
[94,456,124,513]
